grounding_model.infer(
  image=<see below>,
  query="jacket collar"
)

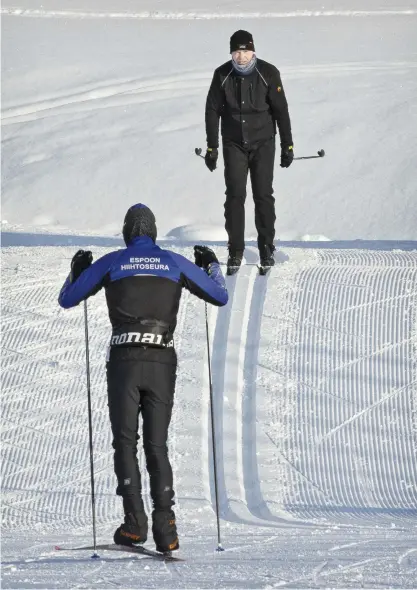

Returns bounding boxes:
[127,235,157,247]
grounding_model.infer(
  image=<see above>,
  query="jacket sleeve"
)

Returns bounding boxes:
[265,66,293,148]
[205,70,224,149]
[169,252,228,307]
[58,251,118,309]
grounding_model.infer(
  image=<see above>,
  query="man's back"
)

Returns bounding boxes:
[59,235,228,345]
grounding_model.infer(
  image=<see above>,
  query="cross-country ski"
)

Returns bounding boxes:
[55,544,185,562]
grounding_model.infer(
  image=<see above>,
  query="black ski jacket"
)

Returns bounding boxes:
[205,58,293,150]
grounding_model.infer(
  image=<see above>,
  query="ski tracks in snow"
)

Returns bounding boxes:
[198,246,417,587]
[1,73,210,126]
[204,249,268,524]
[3,63,417,126]
[202,247,417,531]
[2,244,417,588]
[205,247,308,527]
[3,7,417,20]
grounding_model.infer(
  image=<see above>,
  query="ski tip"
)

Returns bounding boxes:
[226,268,240,276]
[258,266,270,275]
[55,545,62,551]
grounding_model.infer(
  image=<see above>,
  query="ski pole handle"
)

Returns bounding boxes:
[195,147,205,159]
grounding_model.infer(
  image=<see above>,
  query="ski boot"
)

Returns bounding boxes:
[114,497,148,546]
[152,509,179,553]
[227,250,243,276]
[259,244,275,275]
[114,512,148,546]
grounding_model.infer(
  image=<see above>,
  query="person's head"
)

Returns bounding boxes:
[230,30,255,64]
[122,203,157,245]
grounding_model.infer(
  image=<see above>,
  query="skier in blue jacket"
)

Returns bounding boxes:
[59,203,228,553]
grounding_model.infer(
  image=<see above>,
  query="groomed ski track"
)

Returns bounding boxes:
[1,240,417,588]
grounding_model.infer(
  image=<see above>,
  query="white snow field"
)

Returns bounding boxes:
[1,1,417,588]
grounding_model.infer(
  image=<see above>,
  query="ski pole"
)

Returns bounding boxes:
[196,147,325,161]
[293,149,325,160]
[204,302,224,552]
[83,300,99,559]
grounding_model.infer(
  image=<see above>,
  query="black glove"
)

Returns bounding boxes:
[204,148,218,172]
[194,245,219,269]
[70,249,93,283]
[280,145,294,168]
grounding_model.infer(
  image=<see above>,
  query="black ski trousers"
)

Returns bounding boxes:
[106,346,177,514]
[223,137,276,253]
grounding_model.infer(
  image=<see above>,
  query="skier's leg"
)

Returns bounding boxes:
[107,351,148,544]
[223,141,249,256]
[249,138,276,256]
[141,351,179,552]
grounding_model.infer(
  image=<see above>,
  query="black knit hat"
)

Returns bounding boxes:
[122,203,157,245]
[230,30,255,53]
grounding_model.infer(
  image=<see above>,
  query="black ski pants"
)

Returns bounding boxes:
[223,137,276,253]
[106,346,177,514]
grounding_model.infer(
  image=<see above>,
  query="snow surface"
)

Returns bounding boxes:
[2,0,417,240]
[1,1,417,588]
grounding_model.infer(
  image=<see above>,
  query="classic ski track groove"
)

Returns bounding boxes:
[241,265,274,520]
[221,263,260,523]
[209,248,282,527]
[208,271,238,520]
[215,248,306,528]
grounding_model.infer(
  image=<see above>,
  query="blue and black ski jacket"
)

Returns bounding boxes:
[59,236,228,349]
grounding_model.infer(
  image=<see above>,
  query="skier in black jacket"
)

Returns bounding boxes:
[58,204,228,553]
[205,30,294,274]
